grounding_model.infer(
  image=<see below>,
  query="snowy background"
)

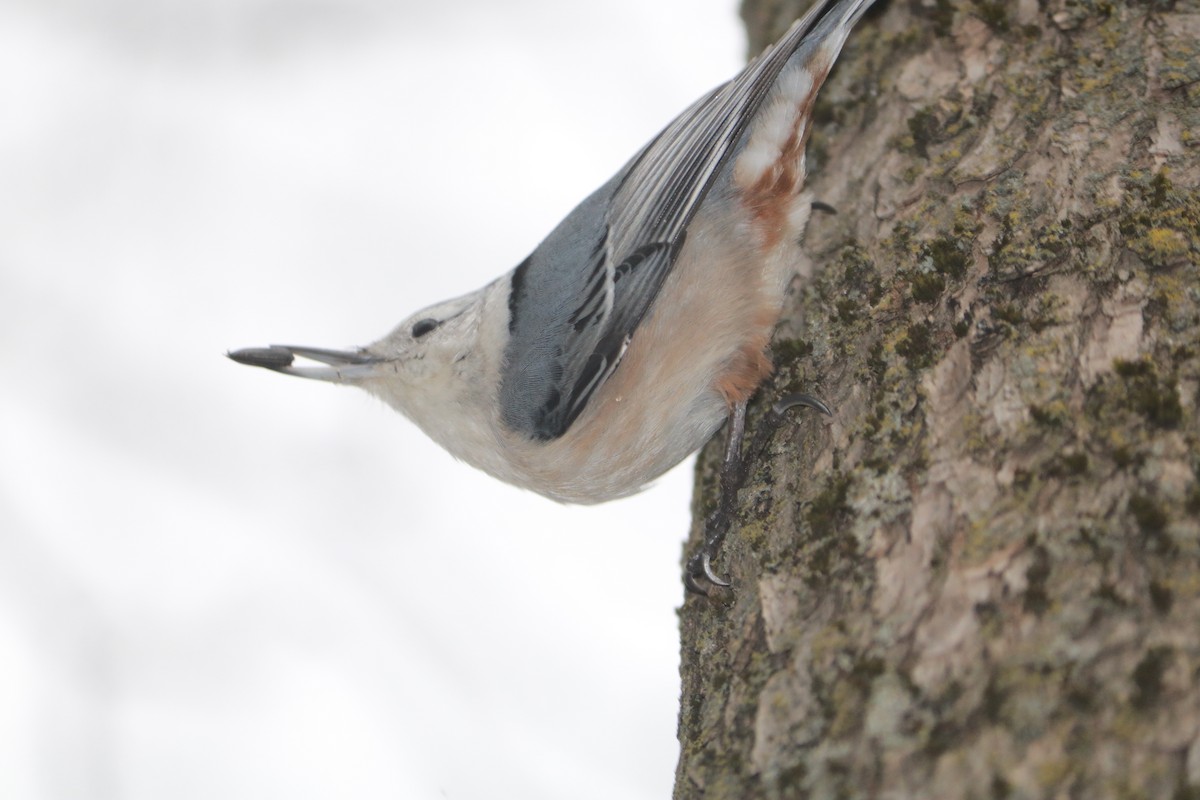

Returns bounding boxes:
[0,0,743,798]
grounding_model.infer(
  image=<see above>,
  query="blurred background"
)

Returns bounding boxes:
[0,0,743,797]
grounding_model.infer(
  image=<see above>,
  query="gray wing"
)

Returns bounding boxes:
[500,0,871,441]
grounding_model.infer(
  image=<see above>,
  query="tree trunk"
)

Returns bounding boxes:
[675,1,1200,798]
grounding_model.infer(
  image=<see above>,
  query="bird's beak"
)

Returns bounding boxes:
[226,345,383,382]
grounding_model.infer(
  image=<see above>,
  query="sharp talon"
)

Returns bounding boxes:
[684,553,709,595]
[773,392,834,417]
[683,401,745,594]
[701,552,731,588]
[683,551,731,595]
[811,200,838,215]
[684,394,830,594]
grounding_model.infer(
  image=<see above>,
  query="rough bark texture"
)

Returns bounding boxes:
[676,1,1200,798]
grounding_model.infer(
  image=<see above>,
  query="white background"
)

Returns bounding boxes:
[0,0,743,798]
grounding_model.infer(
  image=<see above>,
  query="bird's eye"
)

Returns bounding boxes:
[411,318,440,338]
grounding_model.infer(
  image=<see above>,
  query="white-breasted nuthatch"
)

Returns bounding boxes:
[230,0,877,591]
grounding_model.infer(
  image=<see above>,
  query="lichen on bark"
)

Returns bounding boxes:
[676,1,1200,798]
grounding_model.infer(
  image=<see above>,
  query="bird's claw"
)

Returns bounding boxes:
[685,550,731,595]
[772,391,833,418]
[700,552,731,587]
[683,390,833,597]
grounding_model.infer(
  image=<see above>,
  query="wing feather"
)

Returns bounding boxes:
[500,0,873,440]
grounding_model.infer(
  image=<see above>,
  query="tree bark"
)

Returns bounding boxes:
[676,1,1200,798]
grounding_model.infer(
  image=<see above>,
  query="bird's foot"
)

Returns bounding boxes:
[684,391,833,596]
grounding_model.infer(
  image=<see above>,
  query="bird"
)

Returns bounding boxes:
[229,0,877,592]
